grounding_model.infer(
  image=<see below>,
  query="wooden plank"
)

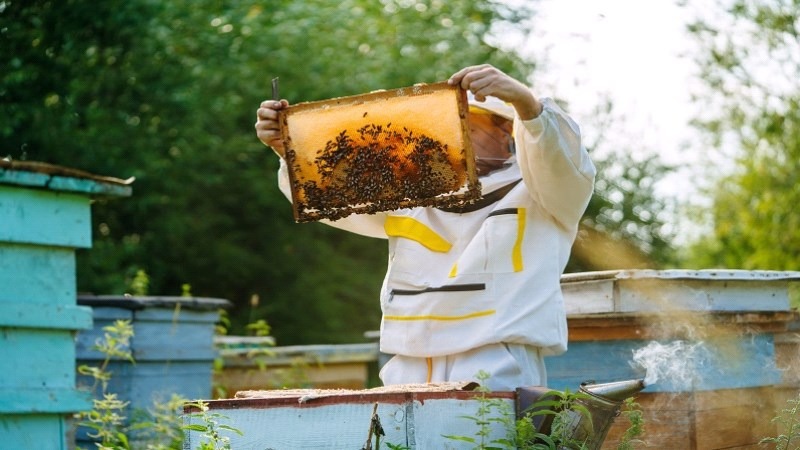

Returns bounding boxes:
[0,185,92,248]
[774,331,800,386]
[0,329,80,390]
[76,307,219,361]
[219,343,378,367]
[87,361,214,406]
[602,388,785,450]
[0,162,132,197]
[186,389,515,449]
[0,388,92,414]
[0,302,92,330]
[547,335,782,393]
[602,392,695,449]
[0,244,76,305]
[412,397,515,449]
[47,175,132,197]
[128,310,218,361]
[693,388,777,449]
[616,278,791,313]
[186,399,408,449]
[562,279,615,314]
[566,311,796,341]
[545,341,646,391]
[215,362,369,393]
[0,414,73,450]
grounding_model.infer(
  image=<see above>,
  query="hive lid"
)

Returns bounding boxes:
[279,82,481,222]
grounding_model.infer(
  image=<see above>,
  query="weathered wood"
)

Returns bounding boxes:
[0,163,130,450]
[0,185,92,248]
[561,270,800,314]
[186,385,515,449]
[602,388,780,450]
[216,361,369,392]
[546,333,783,392]
[214,343,379,393]
[75,298,227,406]
[567,311,797,341]
[0,244,76,304]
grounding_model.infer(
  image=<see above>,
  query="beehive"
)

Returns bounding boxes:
[279,82,480,222]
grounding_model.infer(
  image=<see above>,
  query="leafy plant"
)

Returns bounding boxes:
[443,372,648,450]
[246,319,271,337]
[129,269,150,296]
[522,388,592,450]
[76,320,136,449]
[183,401,243,450]
[76,318,241,449]
[383,443,410,450]
[442,371,518,449]
[128,394,188,449]
[616,397,645,450]
[760,391,800,450]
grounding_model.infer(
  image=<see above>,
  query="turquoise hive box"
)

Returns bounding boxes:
[0,160,132,450]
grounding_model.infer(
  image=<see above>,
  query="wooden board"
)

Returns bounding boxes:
[186,385,515,449]
[602,388,780,450]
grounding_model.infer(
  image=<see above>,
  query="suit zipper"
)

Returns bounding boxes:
[389,283,486,302]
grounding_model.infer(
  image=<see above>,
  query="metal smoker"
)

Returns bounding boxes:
[516,378,646,450]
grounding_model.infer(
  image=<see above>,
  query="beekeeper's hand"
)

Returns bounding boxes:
[255,99,289,157]
[448,65,543,120]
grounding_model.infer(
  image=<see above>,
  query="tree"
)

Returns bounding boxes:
[683,0,800,270]
[568,98,678,272]
[1,0,536,344]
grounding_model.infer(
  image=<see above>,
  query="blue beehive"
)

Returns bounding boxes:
[75,295,231,407]
[0,160,132,450]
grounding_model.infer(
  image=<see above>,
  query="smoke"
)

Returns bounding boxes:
[630,340,708,389]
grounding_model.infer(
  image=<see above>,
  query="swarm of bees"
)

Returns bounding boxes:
[281,82,481,222]
[289,120,479,221]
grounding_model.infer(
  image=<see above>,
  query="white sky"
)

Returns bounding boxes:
[514,0,705,204]
[495,0,716,243]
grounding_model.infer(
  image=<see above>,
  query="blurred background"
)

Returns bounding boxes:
[2,0,797,344]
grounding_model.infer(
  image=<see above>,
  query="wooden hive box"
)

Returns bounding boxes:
[549,269,800,449]
[0,160,131,450]
[185,383,516,449]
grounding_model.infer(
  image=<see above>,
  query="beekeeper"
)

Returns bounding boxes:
[255,64,595,391]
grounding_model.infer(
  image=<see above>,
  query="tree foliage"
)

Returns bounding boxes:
[684,0,800,270]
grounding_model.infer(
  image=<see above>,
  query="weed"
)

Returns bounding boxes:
[75,318,241,449]
[129,269,150,296]
[616,397,645,450]
[442,370,529,449]
[443,372,647,450]
[76,320,136,448]
[183,400,243,450]
[760,391,800,450]
[246,318,271,337]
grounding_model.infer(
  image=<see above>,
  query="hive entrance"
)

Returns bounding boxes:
[280,82,480,222]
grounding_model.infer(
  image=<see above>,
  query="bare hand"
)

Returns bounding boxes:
[255,99,289,157]
[448,64,542,120]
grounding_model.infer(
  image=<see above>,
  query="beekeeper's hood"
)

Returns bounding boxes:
[467,91,516,121]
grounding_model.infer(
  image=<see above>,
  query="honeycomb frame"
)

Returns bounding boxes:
[279,82,481,223]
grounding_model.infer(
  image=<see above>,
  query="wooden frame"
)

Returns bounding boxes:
[279,82,480,222]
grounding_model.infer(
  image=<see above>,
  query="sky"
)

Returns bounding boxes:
[504,0,712,242]
[510,0,705,204]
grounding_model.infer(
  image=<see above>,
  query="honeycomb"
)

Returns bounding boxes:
[280,82,480,222]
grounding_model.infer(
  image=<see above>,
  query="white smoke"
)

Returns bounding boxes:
[630,340,708,389]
